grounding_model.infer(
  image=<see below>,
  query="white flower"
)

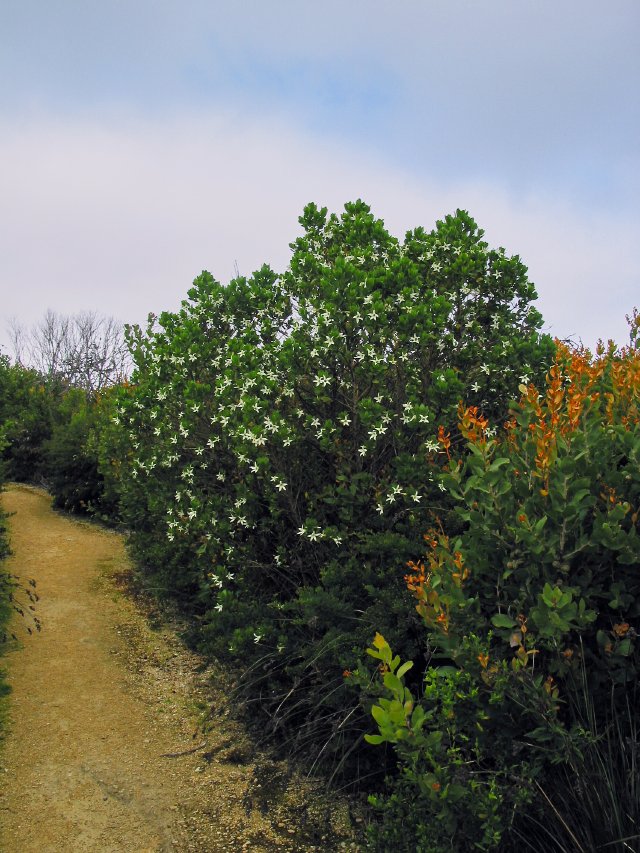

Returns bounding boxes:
[332,535,343,545]
[358,445,368,456]
[276,481,287,492]
[480,363,490,374]
[470,382,480,393]
[215,603,223,612]
[253,633,262,644]
[411,492,422,503]
[438,482,446,492]
[297,526,306,536]
[376,503,384,514]
[308,529,322,542]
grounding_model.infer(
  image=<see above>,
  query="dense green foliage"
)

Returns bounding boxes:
[0,355,55,483]
[364,328,640,851]
[0,352,118,519]
[2,202,637,851]
[103,201,553,778]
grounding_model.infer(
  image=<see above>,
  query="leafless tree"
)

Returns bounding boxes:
[7,310,131,393]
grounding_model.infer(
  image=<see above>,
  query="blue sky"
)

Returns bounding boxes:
[1,1,638,351]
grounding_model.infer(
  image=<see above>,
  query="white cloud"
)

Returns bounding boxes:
[1,112,636,355]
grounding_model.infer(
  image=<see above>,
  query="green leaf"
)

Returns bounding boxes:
[371,704,388,726]
[364,733,385,745]
[617,639,632,656]
[491,613,517,628]
[382,672,404,697]
[396,660,414,679]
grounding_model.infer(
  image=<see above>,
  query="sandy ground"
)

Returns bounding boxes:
[0,485,365,852]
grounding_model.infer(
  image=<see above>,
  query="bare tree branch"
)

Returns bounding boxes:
[5,311,131,392]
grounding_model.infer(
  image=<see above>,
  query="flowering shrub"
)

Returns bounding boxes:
[365,317,640,850]
[104,200,553,775]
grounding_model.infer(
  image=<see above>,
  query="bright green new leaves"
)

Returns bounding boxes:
[364,633,424,746]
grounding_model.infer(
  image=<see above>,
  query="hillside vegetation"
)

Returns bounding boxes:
[1,201,638,852]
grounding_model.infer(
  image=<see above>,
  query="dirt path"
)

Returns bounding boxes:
[0,485,364,852]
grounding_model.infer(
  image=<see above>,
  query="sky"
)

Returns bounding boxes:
[1,1,638,354]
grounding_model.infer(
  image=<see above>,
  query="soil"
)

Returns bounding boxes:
[0,484,366,852]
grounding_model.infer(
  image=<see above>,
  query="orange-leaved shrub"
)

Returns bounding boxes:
[364,314,640,852]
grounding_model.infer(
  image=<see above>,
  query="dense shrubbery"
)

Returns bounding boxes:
[103,201,553,778]
[0,351,119,520]
[364,318,640,851]
[4,202,636,850]
[0,355,56,483]
[44,388,120,518]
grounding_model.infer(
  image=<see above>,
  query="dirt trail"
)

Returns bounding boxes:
[0,485,363,852]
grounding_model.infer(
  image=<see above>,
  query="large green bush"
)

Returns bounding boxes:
[105,200,554,778]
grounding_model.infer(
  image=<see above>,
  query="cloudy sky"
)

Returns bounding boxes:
[1,1,638,353]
